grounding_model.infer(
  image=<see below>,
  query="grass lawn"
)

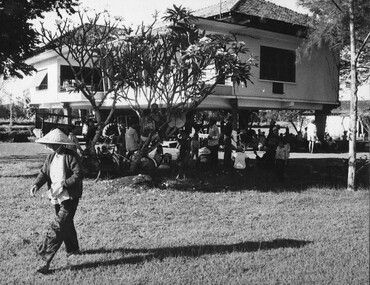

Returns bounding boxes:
[0,143,368,284]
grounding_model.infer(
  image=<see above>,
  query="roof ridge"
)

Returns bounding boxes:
[193,0,240,13]
[263,0,308,16]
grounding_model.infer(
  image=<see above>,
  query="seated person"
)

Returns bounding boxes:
[232,147,248,169]
[197,146,211,165]
[140,109,156,143]
[254,145,276,169]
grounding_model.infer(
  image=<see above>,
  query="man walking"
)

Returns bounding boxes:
[30,128,83,274]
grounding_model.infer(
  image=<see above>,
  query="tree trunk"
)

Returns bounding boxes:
[9,102,13,127]
[347,0,358,191]
[89,109,103,155]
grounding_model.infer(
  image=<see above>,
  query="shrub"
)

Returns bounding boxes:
[0,128,34,142]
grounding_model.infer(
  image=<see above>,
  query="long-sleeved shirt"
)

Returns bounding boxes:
[34,147,83,201]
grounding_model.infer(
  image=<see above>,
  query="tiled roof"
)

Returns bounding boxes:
[193,0,240,18]
[194,0,309,27]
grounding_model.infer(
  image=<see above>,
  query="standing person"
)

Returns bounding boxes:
[140,109,156,144]
[190,132,200,161]
[125,120,139,159]
[223,121,233,169]
[85,119,97,153]
[275,138,289,183]
[67,125,84,156]
[176,129,191,179]
[307,119,317,153]
[29,128,83,274]
[207,119,220,166]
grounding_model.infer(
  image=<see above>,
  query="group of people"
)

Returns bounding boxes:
[172,118,293,183]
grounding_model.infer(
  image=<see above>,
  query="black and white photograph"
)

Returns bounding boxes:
[0,0,369,283]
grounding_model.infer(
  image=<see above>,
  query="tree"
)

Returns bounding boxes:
[0,0,78,79]
[39,10,125,154]
[0,76,14,126]
[37,6,256,173]
[105,5,256,172]
[298,0,370,190]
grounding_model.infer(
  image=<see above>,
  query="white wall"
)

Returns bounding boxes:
[198,20,339,109]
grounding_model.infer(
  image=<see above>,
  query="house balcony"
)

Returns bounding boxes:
[58,88,105,103]
[209,84,233,96]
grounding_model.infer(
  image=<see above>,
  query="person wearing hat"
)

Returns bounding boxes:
[29,128,83,274]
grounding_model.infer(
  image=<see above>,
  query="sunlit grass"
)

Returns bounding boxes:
[0,143,368,284]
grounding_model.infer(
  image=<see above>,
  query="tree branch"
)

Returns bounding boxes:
[355,31,370,65]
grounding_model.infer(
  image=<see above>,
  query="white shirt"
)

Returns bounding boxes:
[307,122,317,141]
[48,153,70,204]
[125,127,139,151]
[233,151,247,169]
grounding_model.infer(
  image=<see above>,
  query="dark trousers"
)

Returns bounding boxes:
[275,159,286,183]
[208,144,219,166]
[37,199,80,263]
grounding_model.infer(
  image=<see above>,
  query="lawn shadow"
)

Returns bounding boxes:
[70,239,312,271]
[161,157,349,193]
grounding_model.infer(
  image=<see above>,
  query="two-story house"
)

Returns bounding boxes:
[26,0,339,138]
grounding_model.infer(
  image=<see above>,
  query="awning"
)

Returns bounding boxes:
[31,69,48,87]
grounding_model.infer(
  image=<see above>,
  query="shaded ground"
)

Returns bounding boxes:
[0,142,368,191]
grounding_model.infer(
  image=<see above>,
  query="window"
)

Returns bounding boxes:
[272,82,284,94]
[60,65,103,91]
[260,46,296,83]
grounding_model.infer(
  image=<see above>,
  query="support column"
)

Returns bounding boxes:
[231,99,238,148]
[63,103,72,126]
[315,109,329,142]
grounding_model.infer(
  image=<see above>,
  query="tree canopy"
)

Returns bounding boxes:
[0,0,79,79]
[298,0,370,84]
[297,0,370,190]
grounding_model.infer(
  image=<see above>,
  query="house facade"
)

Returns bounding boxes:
[26,0,339,137]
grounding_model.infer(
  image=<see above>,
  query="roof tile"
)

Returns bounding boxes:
[194,0,309,26]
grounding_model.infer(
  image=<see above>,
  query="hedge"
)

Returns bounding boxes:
[0,127,35,142]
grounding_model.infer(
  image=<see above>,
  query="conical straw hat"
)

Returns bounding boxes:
[36,129,75,145]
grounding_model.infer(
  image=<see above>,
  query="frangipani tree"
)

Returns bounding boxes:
[39,10,125,154]
[38,6,256,173]
[103,6,256,172]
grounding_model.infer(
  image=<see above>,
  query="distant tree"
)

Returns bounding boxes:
[360,109,370,138]
[298,0,370,190]
[0,0,78,79]
[0,76,14,126]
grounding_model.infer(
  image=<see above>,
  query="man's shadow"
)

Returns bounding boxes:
[70,239,312,271]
